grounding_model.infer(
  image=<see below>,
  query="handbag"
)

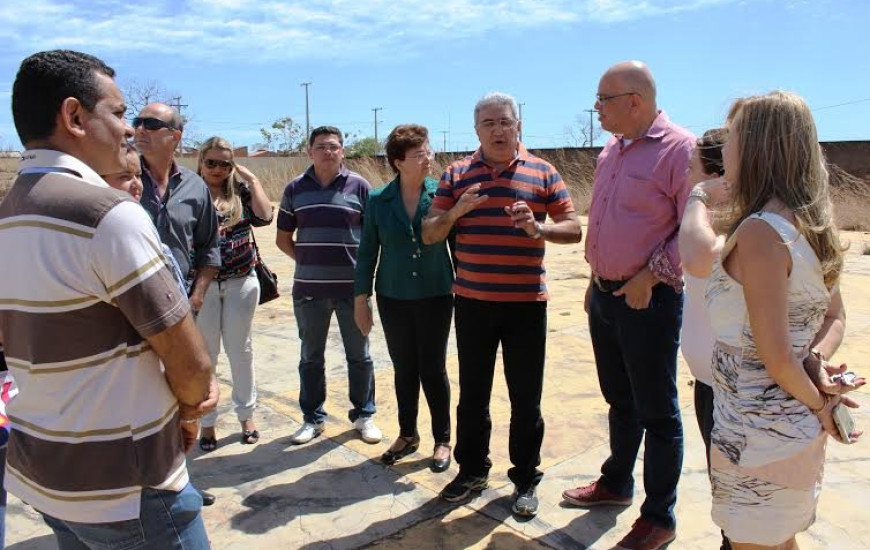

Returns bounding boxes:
[238,180,279,305]
[251,231,279,305]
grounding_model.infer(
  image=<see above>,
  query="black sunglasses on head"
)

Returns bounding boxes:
[132,117,176,131]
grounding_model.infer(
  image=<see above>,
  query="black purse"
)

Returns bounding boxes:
[251,232,279,305]
[238,181,279,305]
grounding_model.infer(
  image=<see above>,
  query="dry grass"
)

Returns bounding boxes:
[829,165,870,232]
[180,151,598,214]
[4,154,870,232]
[0,158,17,199]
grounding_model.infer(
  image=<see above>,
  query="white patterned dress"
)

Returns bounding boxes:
[705,212,831,545]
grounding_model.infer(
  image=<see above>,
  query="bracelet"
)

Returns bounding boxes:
[180,416,200,424]
[530,222,543,240]
[688,187,710,206]
[809,393,829,414]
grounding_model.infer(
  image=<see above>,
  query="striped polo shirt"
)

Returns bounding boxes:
[277,165,372,298]
[0,150,191,523]
[432,145,574,302]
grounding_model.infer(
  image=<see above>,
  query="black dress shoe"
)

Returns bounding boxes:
[200,490,216,506]
[381,435,420,465]
[430,444,452,473]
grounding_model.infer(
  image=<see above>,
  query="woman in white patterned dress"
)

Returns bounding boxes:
[700,91,860,550]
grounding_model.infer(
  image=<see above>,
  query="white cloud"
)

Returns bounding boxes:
[0,0,739,62]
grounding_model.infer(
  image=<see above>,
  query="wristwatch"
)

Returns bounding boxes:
[530,222,543,240]
[688,187,710,206]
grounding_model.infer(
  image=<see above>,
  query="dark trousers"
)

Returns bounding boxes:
[694,380,733,550]
[377,294,453,444]
[694,380,714,472]
[589,284,684,530]
[453,295,547,489]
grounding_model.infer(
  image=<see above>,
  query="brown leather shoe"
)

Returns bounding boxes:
[562,479,632,507]
[615,517,676,550]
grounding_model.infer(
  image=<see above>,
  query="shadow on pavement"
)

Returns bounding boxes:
[229,455,431,535]
[190,430,351,490]
[534,503,629,550]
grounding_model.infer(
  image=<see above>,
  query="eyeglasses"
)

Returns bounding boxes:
[477,118,518,131]
[132,117,176,131]
[312,144,342,153]
[407,150,434,162]
[204,159,232,169]
[595,92,637,104]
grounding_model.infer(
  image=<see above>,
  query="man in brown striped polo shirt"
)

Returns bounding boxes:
[0,50,216,549]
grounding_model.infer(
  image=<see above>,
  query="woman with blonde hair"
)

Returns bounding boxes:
[196,136,273,450]
[683,91,861,549]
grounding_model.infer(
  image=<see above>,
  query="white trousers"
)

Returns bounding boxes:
[196,271,259,427]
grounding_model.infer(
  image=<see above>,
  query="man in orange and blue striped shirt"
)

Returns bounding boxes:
[423,91,582,517]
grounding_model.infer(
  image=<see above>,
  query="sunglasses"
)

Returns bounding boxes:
[131,117,176,131]
[203,159,233,170]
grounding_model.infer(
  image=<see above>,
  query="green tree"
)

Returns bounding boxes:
[346,136,382,158]
[260,117,303,154]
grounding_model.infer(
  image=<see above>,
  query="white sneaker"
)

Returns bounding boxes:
[290,422,324,444]
[353,417,382,444]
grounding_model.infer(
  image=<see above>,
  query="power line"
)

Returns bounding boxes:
[812,97,870,111]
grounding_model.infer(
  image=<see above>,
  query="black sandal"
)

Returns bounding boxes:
[241,429,260,445]
[199,435,217,452]
[431,443,452,473]
[381,435,420,465]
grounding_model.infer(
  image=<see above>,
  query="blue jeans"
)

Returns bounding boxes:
[293,296,376,424]
[589,283,684,530]
[40,483,210,549]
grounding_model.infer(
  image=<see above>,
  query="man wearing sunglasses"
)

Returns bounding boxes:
[561,61,695,550]
[134,102,220,317]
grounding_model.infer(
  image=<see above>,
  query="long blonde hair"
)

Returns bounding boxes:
[726,91,844,288]
[197,136,242,227]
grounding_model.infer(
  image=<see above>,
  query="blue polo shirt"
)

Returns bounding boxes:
[277,165,372,298]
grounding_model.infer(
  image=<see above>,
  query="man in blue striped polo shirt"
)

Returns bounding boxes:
[276,126,381,445]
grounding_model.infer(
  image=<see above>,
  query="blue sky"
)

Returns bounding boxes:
[1,0,869,152]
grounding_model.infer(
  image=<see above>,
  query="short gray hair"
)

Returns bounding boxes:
[168,107,185,133]
[474,92,518,124]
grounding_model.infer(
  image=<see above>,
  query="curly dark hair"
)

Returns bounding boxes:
[385,124,428,173]
[12,50,115,144]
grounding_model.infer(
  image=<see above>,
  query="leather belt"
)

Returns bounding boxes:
[592,276,626,293]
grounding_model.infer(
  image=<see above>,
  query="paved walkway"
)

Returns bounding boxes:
[7,223,870,549]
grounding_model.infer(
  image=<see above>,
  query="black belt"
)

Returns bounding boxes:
[592,276,625,293]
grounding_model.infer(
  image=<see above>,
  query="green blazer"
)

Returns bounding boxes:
[354,175,454,300]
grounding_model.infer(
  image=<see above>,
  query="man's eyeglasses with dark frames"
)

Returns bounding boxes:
[595,92,638,104]
[131,117,176,131]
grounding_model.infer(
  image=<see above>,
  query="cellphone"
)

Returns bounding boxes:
[833,403,856,444]
[831,371,859,387]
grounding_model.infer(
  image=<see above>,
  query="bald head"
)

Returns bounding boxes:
[603,61,657,102]
[140,102,184,132]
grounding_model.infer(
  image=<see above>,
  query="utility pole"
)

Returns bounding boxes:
[168,96,188,155]
[372,107,382,154]
[440,130,448,153]
[300,82,312,140]
[584,109,596,147]
[518,102,525,142]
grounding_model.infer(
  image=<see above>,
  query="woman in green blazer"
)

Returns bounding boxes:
[354,124,454,472]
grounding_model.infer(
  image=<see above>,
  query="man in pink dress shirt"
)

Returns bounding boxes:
[561,61,694,550]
